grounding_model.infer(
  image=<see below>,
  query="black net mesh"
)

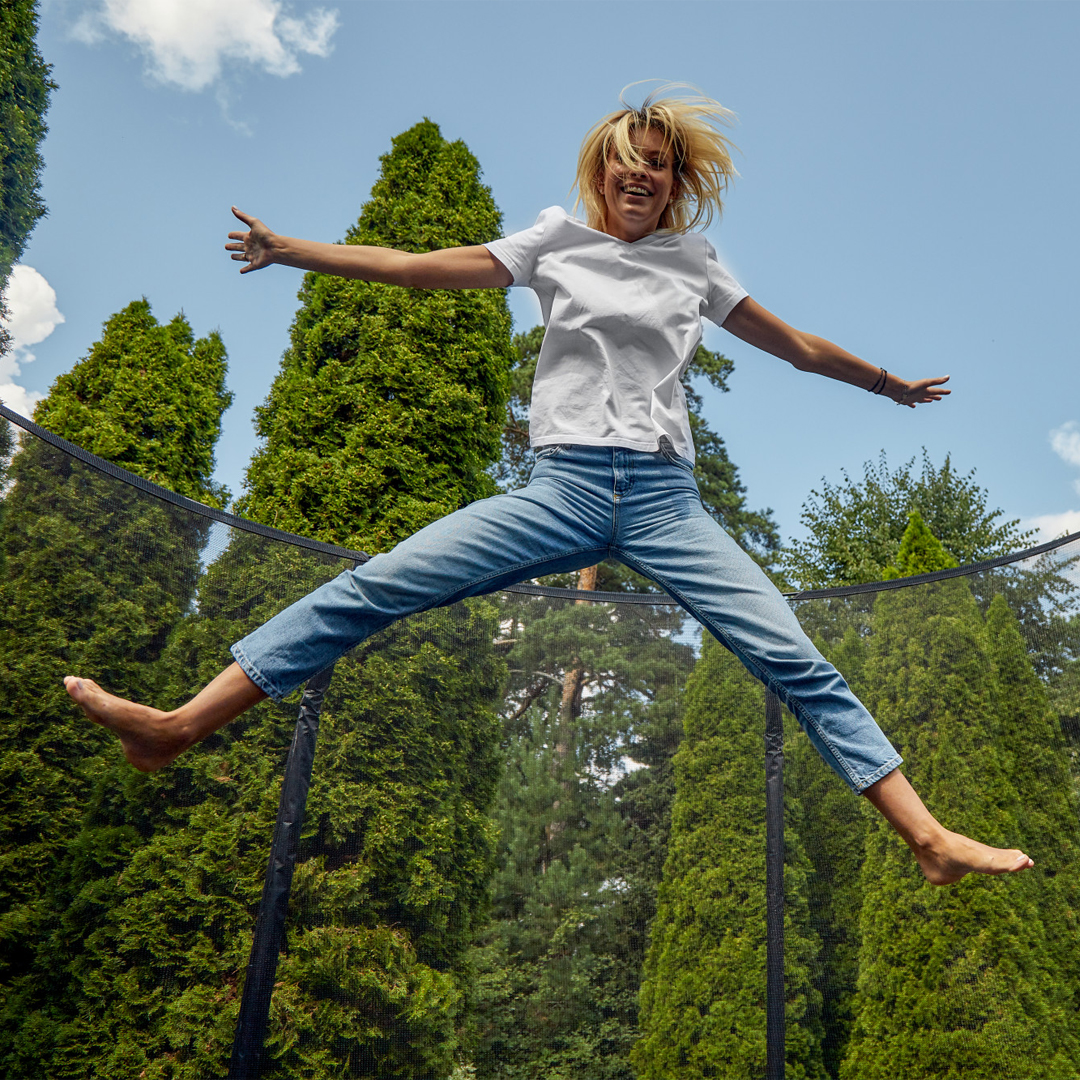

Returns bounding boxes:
[1,407,1077,1080]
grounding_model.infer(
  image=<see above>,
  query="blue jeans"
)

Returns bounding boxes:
[232,445,901,794]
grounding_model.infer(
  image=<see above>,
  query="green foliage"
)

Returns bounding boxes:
[493,326,542,493]
[0,306,232,1076]
[634,637,826,1080]
[840,575,1080,1079]
[882,511,959,579]
[238,119,514,554]
[0,0,55,346]
[28,120,517,1078]
[36,550,505,1080]
[782,624,873,1078]
[984,596,1080,1025]
[34,300,232,506]
[468,591,694,1080]
[782,451,1031,589]
[682,348,780,568]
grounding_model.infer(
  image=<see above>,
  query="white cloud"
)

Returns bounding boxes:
[3,265,65,360]
[1,265,64,418]
[0,382,44,419]
[1024,510,1080,545]
[1049,421,1080,496]
[75,0,339,93]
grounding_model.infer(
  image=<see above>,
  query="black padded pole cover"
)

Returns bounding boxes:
[228,663,335,1079]
[764,691,786,1080]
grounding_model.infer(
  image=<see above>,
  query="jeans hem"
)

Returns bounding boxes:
[854,754,903,794]
[231,643,285,703]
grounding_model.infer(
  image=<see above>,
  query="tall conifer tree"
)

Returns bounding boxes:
[634,636,826,1080]
[239,118,513,554]
[0,0,55,349]
[839,519,1078,1079]
[984,595,1080,1043]
[469,590,693,1079]
[0,300,231,1076]
[42,121,515,1079]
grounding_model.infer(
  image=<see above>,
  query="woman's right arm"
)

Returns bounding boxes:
[226,207,513,289]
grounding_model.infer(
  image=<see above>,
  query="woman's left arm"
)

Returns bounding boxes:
[722,297,950,408]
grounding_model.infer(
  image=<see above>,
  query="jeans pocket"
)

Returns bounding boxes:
[659,444,695,474]
[534,444,568,461]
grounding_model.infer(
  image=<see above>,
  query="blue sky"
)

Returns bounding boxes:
[5,0,1079,550]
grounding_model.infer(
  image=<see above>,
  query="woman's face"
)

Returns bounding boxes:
[598,126,677,243]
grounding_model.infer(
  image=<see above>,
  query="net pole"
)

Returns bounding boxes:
[227,663,335,1080]
[764,691,786,1080]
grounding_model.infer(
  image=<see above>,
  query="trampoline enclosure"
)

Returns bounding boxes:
[0,404,1078,1080]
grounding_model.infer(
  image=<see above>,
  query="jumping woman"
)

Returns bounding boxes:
[65,86,1032,887]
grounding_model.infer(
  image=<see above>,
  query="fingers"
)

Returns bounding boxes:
[231,205,256,225]
[897,376,951,408]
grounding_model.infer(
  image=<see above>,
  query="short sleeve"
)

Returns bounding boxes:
[484,206,559,288]
[702,240,748,327]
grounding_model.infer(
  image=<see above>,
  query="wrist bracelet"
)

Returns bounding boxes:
[869,367,887,395]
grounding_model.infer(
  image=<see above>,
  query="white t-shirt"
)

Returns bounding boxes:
[485,206,747,464]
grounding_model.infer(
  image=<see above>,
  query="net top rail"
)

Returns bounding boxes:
[4,401,1076,603]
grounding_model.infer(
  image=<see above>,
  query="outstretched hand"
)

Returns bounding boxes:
[893,375,951,408]
[226,207,276,274]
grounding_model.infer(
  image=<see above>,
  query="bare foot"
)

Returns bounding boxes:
[64,676,193,772]
[914,827,1033,886]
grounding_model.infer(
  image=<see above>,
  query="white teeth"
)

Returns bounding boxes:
[623,185,650,196]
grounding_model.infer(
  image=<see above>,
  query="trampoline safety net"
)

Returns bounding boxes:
[1,405,1078,1080]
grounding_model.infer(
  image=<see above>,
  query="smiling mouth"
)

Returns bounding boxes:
[621,184,652,197]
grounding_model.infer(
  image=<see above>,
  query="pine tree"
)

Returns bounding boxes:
[468,589,694,1080]
[0,0,55,351]
[634,636,826,1080]
[839,518,1078,1079]
[783,626,869,1078]
[0,301,231,1076]
[35,299,232,505]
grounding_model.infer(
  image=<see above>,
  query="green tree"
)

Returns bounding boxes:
[35,299,232,505]
[839,520,1079,1079]
[41,563,505,1080]
[782,451,1030,590]
[0,301,231,1076]
[984,595,1080,1036]
[634,636,826,1080]
[34,121,515,1079]
[0,0,55,351]
[469,589,694,1080]
[238,118,513,555]
[782,625,869,1078]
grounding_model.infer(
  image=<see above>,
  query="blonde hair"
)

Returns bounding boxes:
[573,83,738,234]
